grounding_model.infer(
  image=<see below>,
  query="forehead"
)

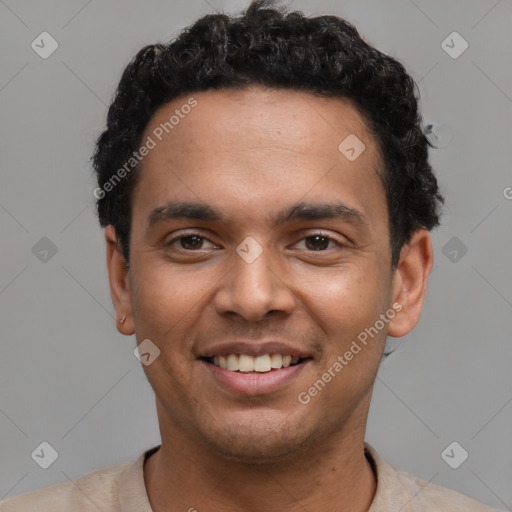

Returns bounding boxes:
[132,87,386,232]
[146,87,375,157]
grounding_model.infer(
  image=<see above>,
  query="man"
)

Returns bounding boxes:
[0,1,498,510]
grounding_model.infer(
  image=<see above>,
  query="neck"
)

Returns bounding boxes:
[144,418,376,512]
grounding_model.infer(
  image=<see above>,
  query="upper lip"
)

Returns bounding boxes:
[197,341,312,359]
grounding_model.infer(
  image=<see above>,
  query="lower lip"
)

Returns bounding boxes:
[201,360,310,395]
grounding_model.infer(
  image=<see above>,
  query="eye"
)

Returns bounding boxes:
[165,232,343,252]
[167,233,218,251]
[294,233,343,251]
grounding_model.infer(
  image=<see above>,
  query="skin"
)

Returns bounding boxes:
[106,87,433,511]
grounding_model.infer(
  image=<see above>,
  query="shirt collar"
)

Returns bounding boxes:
[118,445,160,512]
[365,442,404,511]
[118,442,399,511]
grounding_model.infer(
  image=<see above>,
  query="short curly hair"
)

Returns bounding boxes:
[92,0,443,268]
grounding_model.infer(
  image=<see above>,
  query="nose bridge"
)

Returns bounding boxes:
[214,236,294,321]
[234,242,276,294]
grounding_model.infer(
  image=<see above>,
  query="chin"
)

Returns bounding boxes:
[209,435,304,464]
[199,415,321,465]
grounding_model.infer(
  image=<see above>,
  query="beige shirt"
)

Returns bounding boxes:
[0,443,497,511]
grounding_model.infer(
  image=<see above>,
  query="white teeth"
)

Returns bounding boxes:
[238,354,254,372]
[210,353,302,372]
[271,354,283,368]
[254,354,272,372]
[227,354,239,371]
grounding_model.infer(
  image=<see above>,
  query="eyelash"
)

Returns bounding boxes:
[166,231,344,252]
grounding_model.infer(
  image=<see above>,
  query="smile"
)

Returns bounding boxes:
[200,354,312,395]
[203,353,306,373]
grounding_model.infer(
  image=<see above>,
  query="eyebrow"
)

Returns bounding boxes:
[148,200,369,229]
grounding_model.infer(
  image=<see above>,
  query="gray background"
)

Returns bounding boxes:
[1,0,511,509]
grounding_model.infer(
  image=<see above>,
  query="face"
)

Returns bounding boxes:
[107,87,430,463]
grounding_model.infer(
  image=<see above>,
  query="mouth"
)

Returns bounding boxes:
[199,353,313,395]
[200,353,311,373]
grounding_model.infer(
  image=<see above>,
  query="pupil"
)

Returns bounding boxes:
[306,236,328,251]
[182,235,202,249]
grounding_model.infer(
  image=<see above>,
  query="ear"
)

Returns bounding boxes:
[387,229,434,338]
[105,225,135,336]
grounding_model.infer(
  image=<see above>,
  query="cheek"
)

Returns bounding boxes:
[129,263,205,394]
[129,260,214,344]
[299,271,387,412]
[298,264,385,335]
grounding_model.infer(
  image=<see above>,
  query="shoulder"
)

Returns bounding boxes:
[0,460,132,512]
[365,443,497,512]
[394,468,496,511]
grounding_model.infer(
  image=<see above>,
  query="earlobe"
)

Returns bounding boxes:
[105,225,135,336]
[387,229,434,338]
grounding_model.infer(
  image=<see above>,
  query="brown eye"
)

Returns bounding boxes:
[179,235,204,250]
[167,233,217,251]
[301,235,340,251]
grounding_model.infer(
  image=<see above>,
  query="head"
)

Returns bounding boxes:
[94,0,443,463]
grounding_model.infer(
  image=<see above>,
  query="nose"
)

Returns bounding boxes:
[213,244,295,322]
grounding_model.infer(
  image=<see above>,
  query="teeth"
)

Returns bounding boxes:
[271,354,283,368]
[210,353,302,372]
[227,354,238,371]
[238,354,254,372]
[254,355,271,372]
